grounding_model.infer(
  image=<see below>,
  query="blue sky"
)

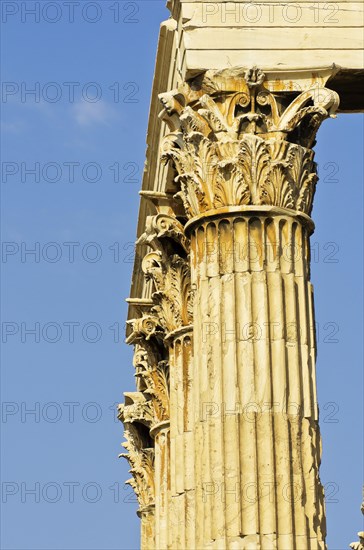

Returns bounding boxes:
[1,2,363,549]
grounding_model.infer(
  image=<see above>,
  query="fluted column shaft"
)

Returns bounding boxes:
[188,208,326,549]
[151,420,170,550]
[168,327,195,550]
[148,327,194,550]
[139,505,155,549]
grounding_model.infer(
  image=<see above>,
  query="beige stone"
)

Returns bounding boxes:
[350,498,364,550]
[119,1,364,548]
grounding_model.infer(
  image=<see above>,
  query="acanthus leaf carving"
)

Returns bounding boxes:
[290,146,319,214]
[143,360,170,423]
[238,134,270,204]
[137,209,193,334]
[137,213,188,256]
[142,251,193,334]
[349,495,364,550]
[118,392,154,427]
[119,421,155,509]
[350,536,364,550]
[119,325,171,507]
[130,339,170,426]
[162,132,319,218]
[213,139,251,208]
[261,161,296,210]
[126,314,165,344]
[159,67,339,219]
[122,310,170,426]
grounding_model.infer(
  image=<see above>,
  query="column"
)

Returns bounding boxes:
[160,67,339,549]
[118,385,155,549]
[189,210,324,549]
[167,326,194,549]
[121,203,194,550]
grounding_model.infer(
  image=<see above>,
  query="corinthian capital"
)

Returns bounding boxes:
[159,67,339,219]
[118,392,154,427]
[119,421,155,509]
[136,207,193,334]
[137,213,188,256]
[349,496,364,550]
[142,251,193,334]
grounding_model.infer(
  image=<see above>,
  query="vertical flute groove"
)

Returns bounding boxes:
[188,213,325,549]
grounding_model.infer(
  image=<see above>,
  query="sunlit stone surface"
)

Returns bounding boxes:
[118,1,363,548]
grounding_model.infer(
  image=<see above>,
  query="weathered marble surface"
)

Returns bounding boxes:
[119,1,363,548]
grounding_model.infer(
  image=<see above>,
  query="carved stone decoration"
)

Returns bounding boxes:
[137,210,193,335]
[142,251,193,334]
[118,392,154,427]
[350,496,364,550]
[133,343,154,393]
[143,360,170,423]
[118,392,155,510]
[121,205,193,549]
[124,322,170,427]
[121,60,345,548]
[129,203,194,548]
[159,67,339,218]
[126,314,165,343]
[119,309,170,515]
[118,420,155,509]
[350,535,364,550]
[159,67,339,144]
[118,332,170,510]
[137,213,188,256]
[162,133,318,217]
